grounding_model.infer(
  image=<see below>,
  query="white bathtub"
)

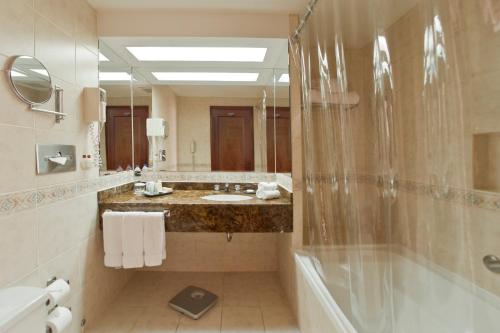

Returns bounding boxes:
[295,248,500,333]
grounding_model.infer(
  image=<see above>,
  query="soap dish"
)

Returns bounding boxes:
[143,188,173,197]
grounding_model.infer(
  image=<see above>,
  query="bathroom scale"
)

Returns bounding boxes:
[168,286,218,320]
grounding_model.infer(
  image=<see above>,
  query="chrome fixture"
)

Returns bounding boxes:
[214,184,220,191]
[483,255,500,273]
[234,184,241,192]
[159,149,167,161]
[7,56,67,122]
[36,144,76,175]
[226,232,233,242]
[291,0,319,41]
[224,183,230,192]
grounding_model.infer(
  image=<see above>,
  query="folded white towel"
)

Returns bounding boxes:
[143,212,166,267]
[122,212,145,268]
[256,189,281,200]
[103,211,123,268]
[258,182,278,191]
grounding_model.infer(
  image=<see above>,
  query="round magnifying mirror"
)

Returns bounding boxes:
[8,55,53,105]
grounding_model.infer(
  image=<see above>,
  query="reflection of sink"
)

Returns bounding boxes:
[201,194,253,202]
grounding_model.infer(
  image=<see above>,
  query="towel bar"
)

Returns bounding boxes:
[100,210,170,230]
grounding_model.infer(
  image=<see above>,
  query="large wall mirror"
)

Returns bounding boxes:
[98,37,290,175]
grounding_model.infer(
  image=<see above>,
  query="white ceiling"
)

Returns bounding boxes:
[87,0,309,14]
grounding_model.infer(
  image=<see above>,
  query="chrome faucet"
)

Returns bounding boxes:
[224,183,230,192]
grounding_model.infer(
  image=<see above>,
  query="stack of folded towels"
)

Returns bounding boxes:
[256,182,281,200]
[102,211,166,269]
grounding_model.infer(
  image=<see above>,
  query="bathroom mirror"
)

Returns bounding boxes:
[8,56,53,105]
[98,40,135,173]
[98,37,290,174]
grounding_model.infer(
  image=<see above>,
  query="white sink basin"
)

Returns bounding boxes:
[201,194,253,202]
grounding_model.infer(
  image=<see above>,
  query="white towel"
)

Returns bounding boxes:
[122,212,145,268]
[256,189,281,200]
[143,212,166,267]
[103,211,123,268]
[258,182,278,191]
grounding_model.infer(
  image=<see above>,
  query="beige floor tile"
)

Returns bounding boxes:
[89,305,146,333]
[176,304,222,332]
[131,306,181,333]
[221,306,265,333]
[262,305,299,333]
[87,272,299,333]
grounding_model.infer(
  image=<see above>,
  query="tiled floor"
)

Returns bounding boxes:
[87,271,299,333]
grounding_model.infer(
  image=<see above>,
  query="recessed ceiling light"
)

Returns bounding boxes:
[279,73,289,83]
[30,69,49,77]
[152,72,259,82]
[99,52,110,62]
[99,72,131,81]
[10,70,26,77]
[128,47,267,62]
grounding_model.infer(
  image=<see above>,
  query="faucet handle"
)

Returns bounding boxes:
[234,184,241,192]
[224,183,230,192]
[214,184,220,191]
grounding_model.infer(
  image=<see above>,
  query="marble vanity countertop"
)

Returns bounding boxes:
[98,187,293,233]
[99,189,291,206]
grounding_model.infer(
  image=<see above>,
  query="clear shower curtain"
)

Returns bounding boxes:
[291,0,489,332]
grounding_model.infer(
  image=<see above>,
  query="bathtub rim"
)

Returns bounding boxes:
[295,251,357,333]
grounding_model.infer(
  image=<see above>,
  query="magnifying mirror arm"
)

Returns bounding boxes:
[30,86,67,123]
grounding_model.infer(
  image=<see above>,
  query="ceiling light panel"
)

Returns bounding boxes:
[99,72,131,81]
[31,69,49,77]
[152,72,259,82]
[99,52,110,61]
[10,70,26,77]
[279,73,289,83]
[128,47,267,62]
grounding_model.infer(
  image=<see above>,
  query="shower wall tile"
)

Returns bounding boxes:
[323,0,500,302]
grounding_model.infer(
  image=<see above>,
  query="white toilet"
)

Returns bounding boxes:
[0,287,48,333]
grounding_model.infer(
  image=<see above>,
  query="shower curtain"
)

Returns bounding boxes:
[292,0,485,332]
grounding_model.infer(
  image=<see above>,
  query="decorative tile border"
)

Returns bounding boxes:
[352,174,500,212]
[0,171,134,217]
[140,171,276,183]
[0,171,284,217]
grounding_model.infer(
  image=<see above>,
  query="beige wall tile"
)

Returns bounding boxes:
[37,198,83,264]
[34,0,76,35]
[0,54,35,127]
[74,0,97,54]
[0,211,38,287]
[0,1,34,57]
[34,14,75,84]
[0,124,36,192]
[141,232,278,272]
[75,43,98,87]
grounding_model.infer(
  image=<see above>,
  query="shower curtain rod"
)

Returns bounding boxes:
[291,0,319,41]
